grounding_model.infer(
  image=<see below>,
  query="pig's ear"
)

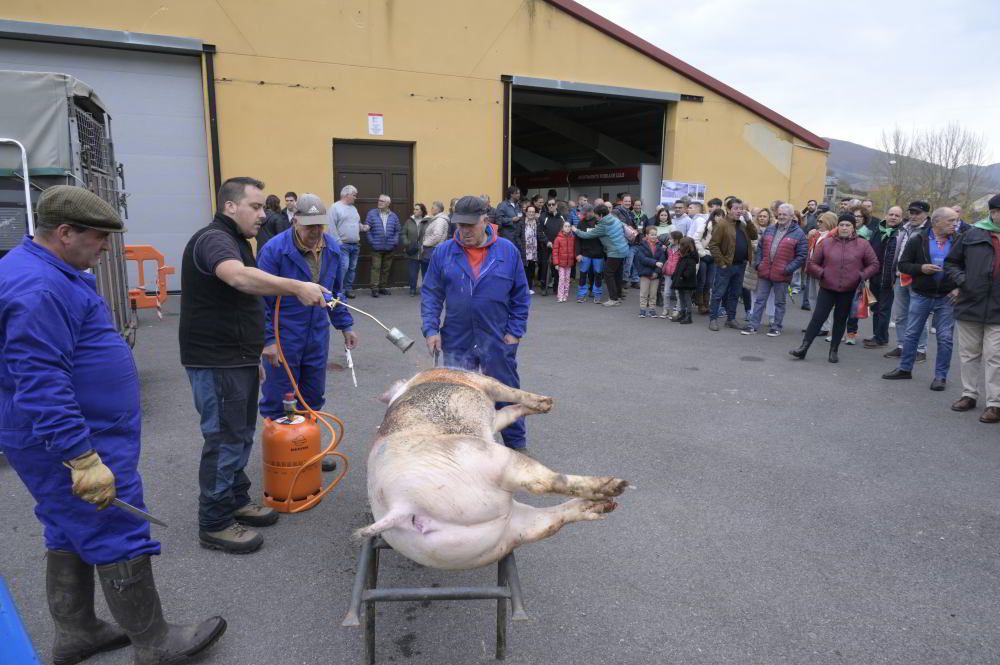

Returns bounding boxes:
[379,379,407,404]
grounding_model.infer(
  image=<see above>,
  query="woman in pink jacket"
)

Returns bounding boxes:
[791,213,879,363]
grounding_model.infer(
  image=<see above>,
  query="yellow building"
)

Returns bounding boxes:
[0,0,828,286]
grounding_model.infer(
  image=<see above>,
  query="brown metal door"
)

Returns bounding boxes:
[333,140,413,288]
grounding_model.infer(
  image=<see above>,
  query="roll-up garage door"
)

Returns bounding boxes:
[0,37,212,290]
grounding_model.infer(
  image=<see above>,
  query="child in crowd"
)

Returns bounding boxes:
[671,236,699,324]
[635,225,665,318]
[551,221,577,302]
[660,230,683,318]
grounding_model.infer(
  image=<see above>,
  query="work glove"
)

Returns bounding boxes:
[65,450,116,509]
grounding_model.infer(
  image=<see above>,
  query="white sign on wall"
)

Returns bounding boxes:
[367,113,384,136]
[660,180,706,206]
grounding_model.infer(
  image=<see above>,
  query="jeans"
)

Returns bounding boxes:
[338,242,360,294]
[577,256,604,297]
[710,263,745,321]
[186,366,259,532]
[370,251,394,289]
[899,292,954,378]
[804,288,854,348]
[603,257,623,301]
[624,245,641,284]
[894,283,928,352]
[748,278,788,331]
[407,257,426,293]
[869,281,895,344]
[697,255,716,298]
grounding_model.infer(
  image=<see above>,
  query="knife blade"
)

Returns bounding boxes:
[112,498,168,528]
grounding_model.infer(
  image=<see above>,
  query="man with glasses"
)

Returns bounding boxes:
[363,194,400,297]
[885,201,931,362]
[741,203,807,336]
[537,198,566,296]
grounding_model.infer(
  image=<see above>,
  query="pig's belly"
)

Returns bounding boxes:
[381,515,511,570]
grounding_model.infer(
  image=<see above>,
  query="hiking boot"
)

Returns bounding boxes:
[951,396,977,412]
[233,502,279,527]
[883,348,902,359]
[708,319,720,332]
[199,523,263,554]
[863,338,887,349]
[97,555,226,665]
[882,368,912,380]
[47,550,130,665]
[724,319,741,330]
[979,407,1000,424]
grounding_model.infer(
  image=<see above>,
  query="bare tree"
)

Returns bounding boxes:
[876,123,990,211]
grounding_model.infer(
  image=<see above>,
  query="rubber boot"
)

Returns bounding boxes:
[97,555,227,665]
[789,338,811,359]
[828,344,840,364]
[47,550,130,665]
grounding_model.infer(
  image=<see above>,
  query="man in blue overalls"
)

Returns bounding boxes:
[0,186,225,665]
[421,195,532,449]
[258,194,357,444]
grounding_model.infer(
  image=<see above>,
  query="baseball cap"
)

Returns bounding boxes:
[907,201,930,214]
[37,185,126,233]
[293,193,327,225]
[451,195,488,225]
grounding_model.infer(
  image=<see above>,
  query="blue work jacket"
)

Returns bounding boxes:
[364,209,401,252]
[0,237,140,460]
[421,227,530,350]
[257,229,353,350]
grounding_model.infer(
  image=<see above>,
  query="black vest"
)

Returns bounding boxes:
[179,213,265,367]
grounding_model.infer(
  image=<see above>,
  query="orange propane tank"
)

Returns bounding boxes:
[262,394,323,512]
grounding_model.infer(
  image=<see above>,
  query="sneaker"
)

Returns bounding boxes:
[602,299,618,307]
[709,319,720,331]
[612,300,622,306]
[199,523,263,554]
[884,348,902,359]
[766,329,781,337]
[825,336,832,343]
[915,351,927,363]
[740,326,758,335]
[593,297,602,304]
[863,338,887,349]
[659,311,669,319]
[638,310,647,318]
[724,319,741,330]
[577,297,585,303]
[845,333,857,345]
[529,289,535,295]
[233,502,279,527]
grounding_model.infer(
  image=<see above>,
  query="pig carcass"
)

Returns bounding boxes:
[356,368,627,570]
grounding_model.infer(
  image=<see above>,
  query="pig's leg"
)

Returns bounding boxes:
[498,449,628,501]
[492,403,536,433]
[460,373,554,414]
[503,499,618,548]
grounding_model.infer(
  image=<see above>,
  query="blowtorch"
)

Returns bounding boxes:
[323,293,414,353]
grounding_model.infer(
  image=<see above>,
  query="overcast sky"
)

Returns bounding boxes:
[577,0,1000,163]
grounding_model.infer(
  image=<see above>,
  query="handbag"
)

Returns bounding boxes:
[854,285,875,319]
[622,222,638,242]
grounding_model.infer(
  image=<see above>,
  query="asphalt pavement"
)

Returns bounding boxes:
[2,287,999,665]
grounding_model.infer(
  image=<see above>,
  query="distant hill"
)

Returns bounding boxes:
[826,138,1000,194]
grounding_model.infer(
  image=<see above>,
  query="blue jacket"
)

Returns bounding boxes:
[421,227,530,350]
[635,239,666,277]
[364,208,401,251]
[0,238,140,460]
[572,214,628,258]
[257,229,353,351]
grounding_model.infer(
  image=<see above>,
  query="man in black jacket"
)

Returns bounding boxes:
[180,177,327,553]
[883,207,959,391]
[864,206,904,348]
[495,185,524,257]
[536,198,566,296]
[945,194,1000,421]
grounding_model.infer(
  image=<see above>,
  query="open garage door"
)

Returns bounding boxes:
[507,76,674,215]
[0,35,212,290]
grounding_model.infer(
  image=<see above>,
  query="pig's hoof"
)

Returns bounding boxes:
[580,499,617,519]
[592,477,628,499]
[525,394,554,414]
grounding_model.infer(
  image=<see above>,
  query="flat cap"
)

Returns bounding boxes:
[451,195,488,225]
[38,185,126,233]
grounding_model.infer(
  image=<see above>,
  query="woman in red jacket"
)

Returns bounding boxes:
[791,213,879,363]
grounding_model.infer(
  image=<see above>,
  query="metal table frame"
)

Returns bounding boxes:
[342,536,529,664]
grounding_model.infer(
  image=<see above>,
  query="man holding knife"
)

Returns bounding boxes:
[0,186,226,665]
